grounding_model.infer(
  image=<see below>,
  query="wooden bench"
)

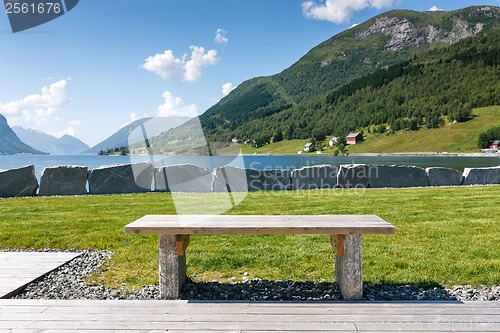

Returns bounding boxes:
[124,215,395,300]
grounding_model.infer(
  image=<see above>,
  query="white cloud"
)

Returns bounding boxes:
[51,119,83,138]
[157,91,198,118]
[122,112,151,127]
[142,46,219,82]
[129,113,140,122]
[141,50,184,80]
[222,82,235,96]
[215,28,228,44]
[184,46,219,82]
[0,79,70,125]
[51,127,76,138]
[302,0,397,24]
[350,23,360,29]
[428,5,443,12]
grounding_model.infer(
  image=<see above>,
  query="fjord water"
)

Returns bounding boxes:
[0,154,499,181]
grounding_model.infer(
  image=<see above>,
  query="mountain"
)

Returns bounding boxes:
[147,5,500,152]
[0,114,47,155]
[12,126,90,155]
[84,116,191,154]
[232,26,500,141]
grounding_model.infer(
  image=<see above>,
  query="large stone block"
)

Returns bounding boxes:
[337,164,371,189]
[369,165,429,188]
[462,166,500,185]
[426,167,463,187]
[0,165,38,197]
[39,165,88,196]
[154,164,212,193]
[213,166,291,192]
[291,165,338,190]
[88,163,153,194]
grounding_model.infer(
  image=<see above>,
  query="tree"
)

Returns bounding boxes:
[285,123,295,140]
[273,129,283,143]
[478,127,500,149]
[408,119,419,131]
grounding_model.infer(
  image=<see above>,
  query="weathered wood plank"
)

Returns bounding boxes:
[0,252,81,298]
[0,300,498,332]
[124,215,395,235]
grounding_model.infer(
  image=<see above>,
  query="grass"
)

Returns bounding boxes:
[219,106,500,155]
[348,106,500,154]
[0,186,499,292]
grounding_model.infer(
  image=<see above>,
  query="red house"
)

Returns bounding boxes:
[490,141,500,149]
[346,133,364,145]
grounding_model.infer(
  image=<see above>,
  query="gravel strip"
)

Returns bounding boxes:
[9,249,500,301]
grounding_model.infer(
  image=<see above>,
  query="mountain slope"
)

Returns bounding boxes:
[13,127,89,155]
[0,115,47,155]
[233,26,500,141]
[84,116,191,154]
[198,6,500,141]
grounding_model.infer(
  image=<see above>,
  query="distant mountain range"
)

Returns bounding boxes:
[13,126,90,155]
[83,116,191,154]
[0,114,191,155]
[0,114,47,155]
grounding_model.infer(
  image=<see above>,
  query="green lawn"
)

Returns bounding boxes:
[1,186,499,292]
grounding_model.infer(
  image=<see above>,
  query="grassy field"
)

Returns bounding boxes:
[348,106,500,154]
[0,186,500,290]
[0,186,499,292]
[219,106,500,155]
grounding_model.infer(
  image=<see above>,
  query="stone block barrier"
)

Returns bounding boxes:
[155,164,212,193]
[0,165,38,197]
[426,167,463,187]
[369,165,429,188]
[88,163,153,195]
[291,165,338,190]
[462,166,500,185]
[39,165,88,196]
[214,166,291,192]
[0,163,499,198]
[337,164,371,189]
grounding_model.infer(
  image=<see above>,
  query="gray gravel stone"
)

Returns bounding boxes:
[10,249,500,302]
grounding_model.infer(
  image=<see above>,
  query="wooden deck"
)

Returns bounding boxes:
[0,299,498,332]
[0,252,82,298]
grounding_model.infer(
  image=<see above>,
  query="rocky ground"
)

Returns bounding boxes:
[8,249,500,301]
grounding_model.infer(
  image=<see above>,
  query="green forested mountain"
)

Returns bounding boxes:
[232,27,500,142]
[147,6,500,153]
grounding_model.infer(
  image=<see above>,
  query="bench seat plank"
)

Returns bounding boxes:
[124,215,395,235]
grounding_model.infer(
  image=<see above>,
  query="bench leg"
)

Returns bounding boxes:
[331,234,363,301]
[159,235,187,299]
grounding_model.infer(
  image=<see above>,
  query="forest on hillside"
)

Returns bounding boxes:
[212,28,500,145]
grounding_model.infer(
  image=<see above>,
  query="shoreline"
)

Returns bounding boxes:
[235,152,500,158]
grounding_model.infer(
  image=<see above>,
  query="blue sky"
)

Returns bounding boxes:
[1,0,499,147]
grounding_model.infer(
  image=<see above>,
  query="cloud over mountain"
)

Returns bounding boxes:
[0,79,70,126]
[157,91,198,118]
[302,0,397,24]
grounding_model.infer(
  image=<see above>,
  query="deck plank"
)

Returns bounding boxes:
[0,252,81,298]
[0,300,498,332]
